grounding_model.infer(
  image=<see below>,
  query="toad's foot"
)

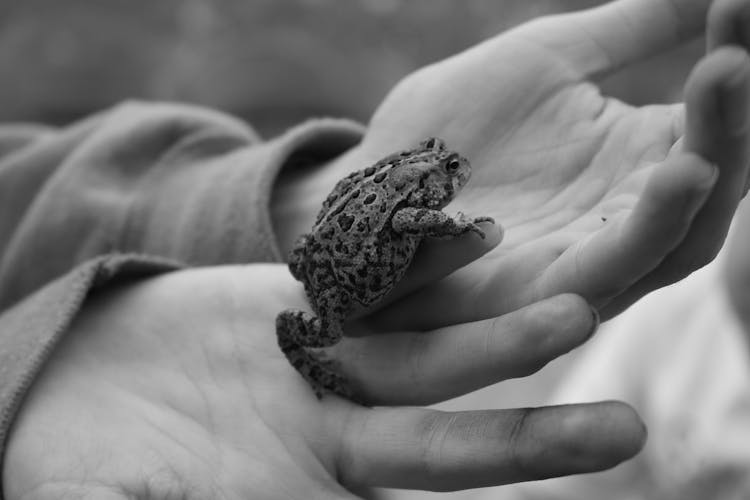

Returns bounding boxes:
[392,207,496,239]
[276,309,362,403]
[457,213,496,239]
[278,339,358,402]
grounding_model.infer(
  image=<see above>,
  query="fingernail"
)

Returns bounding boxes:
[586,306,601,341]
[479,221,504,247]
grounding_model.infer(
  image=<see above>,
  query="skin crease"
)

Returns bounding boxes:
[5,0,750,498]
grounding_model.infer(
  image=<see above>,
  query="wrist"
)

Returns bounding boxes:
[271,146,364,257]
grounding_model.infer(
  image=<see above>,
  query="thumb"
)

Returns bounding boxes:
[708,0,750,51]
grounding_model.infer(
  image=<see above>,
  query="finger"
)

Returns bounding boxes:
[514,0,709,79]
[602,46,750,317]
[342,294,597,406]
[708,0,750,51]
[684,46,750,199]
[31,486,359,500]
[353,220,502,317]
[686,45,750,166]
[538,151,716,314]
[336,402,646,491]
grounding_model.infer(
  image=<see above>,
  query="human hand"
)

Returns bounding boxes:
[724,198,750,348]
[713,0,750,347]
[304,0,750,329]
[3,253,645,499]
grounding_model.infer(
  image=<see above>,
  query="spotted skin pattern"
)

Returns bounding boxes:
[276,138,495,401]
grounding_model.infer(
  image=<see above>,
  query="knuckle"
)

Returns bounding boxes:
[405,331,432,393]
[416,412,455,480]
[525,294,592,344]
[541,294,590,323]
[709,0,750,30]
[501,295,593,378]
[505,409,536,479]
[693,249,717,270]
[669,246,720,282]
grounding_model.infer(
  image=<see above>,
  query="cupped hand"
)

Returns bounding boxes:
[326,0,750,327]
[3,258,645,499]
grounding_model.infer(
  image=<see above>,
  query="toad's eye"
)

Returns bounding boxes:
[444,157,462,174]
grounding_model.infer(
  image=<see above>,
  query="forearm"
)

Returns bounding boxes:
[0,103,255,309]
[271,145,363,256]
[0,103,364,310]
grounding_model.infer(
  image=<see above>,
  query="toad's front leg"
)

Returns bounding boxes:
[391,207,495,239]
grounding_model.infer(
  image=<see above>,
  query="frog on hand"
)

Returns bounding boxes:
[277,138,494,400]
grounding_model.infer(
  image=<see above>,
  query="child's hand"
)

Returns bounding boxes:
[295,0,750,332]
[3,263,643,498]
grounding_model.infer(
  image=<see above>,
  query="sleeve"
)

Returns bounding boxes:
[0,254,182,499]
[0,101,364,311]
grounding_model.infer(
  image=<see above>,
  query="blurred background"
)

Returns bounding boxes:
[0,0,702,136]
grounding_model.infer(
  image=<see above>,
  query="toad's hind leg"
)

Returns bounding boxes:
[275,304,355,400]
[276,324,353,400]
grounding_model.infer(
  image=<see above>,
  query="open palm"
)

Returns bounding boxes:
[342,0,750,327]
[3,264,643,499]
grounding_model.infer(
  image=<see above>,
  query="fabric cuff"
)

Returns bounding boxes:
[0,253,182,495]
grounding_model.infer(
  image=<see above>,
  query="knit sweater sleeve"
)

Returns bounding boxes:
[0,102,364,498]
